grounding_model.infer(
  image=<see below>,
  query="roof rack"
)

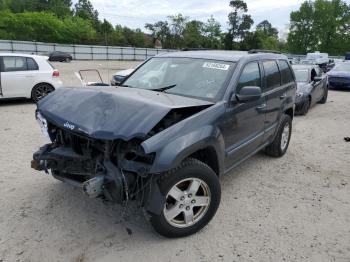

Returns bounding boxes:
[248,49,282,54]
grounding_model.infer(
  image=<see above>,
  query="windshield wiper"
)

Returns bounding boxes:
[150,84,177,92]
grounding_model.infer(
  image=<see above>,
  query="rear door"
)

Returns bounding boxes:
[262,60,288,141]
[1,56,37,98]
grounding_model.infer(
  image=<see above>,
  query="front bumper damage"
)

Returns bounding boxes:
[31,140,164,213]
[32,143,127,203]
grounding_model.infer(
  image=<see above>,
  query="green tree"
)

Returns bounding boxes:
[256,20,278,37]
[225,0,253,50]
[287,0,350,55]
[183,20,205,48]
[145,21,170,47]
[47,0,72,18]
[203,15,222,48]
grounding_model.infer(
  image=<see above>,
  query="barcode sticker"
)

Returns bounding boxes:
[203,62,230,71]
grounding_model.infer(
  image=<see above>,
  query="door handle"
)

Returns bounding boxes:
[25,75,35,78]
[280,93,287,99]
[256,103,267,110]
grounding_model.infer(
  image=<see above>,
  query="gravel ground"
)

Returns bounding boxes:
[0,61,349,262]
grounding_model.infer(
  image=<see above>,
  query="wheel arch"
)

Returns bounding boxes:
[146,126,225,176]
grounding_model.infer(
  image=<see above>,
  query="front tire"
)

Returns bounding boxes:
[31,83,54,103]
[300,99,310,115]
[265,114,292,157]
[318,85,328,104]
[149,158,221,238]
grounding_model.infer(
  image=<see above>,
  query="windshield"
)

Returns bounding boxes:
[293,69,309,82]
[123,57,235,100]
[333,63,350,72]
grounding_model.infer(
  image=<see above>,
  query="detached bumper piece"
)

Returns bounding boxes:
[32,144,127,203]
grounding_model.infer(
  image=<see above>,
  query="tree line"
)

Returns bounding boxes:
[0,0,349,55]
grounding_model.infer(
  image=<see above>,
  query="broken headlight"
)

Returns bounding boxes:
[36,111,49,139]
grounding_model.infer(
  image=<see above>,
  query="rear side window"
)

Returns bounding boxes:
[263,60,281,90]
[278,60,294,84]
[3,56,27,72]
[27,58,39,70]
[2,56,39,72]
[236,62,261,92]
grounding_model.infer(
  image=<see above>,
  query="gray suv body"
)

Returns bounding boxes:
[32,50,296,238]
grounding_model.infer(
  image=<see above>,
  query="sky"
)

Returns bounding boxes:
[82,0,345,37]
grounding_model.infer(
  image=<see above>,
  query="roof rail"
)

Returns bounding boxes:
[181,48,213,51]
[248,49,281,54]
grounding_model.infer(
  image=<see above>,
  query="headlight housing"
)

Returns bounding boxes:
[36,111,49,138]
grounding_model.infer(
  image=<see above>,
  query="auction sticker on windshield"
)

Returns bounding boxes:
[203,62,230,71]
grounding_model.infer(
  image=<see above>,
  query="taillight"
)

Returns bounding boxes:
[52,70,60,77]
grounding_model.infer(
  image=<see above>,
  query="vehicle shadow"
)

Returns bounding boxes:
[40,152,270,242]
[0,98,34,106]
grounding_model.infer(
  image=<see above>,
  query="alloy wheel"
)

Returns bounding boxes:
[163,178,211,228]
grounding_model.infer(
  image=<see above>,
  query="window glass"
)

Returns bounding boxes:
[3,56,27,72]
[278,60,294,84]
[263,60,281,90]
[123,57,235,100]
[27,58,39,70]
[236,62,261,92]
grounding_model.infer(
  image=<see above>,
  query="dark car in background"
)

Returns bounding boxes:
[292,64,328,115]
[328,62,350,90]
[345,52,350,61]
[32,50,296,238]
[48,51,73,62]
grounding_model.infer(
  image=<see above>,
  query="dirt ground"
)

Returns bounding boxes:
[0,61,349,262]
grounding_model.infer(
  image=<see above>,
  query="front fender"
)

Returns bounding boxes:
[144,125,225,174]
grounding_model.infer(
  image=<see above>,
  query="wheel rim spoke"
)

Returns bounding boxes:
[188,179,201,195]
[193,196,210,207]
[184,209,194,225]
[168,186,183,201]
[164,206,182,221]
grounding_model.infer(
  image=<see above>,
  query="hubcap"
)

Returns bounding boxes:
[281,123,290,151]
[163,178,211,228]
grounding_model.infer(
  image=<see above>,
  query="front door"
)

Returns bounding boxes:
[221,61,266,171]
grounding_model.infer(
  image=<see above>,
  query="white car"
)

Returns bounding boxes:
[110,68,134,86]
[0,53,63,102]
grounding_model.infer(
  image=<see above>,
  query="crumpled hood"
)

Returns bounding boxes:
[37,87,213,140]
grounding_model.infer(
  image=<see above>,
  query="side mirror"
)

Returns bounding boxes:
[235,86,262,103]
[314,76,322,82]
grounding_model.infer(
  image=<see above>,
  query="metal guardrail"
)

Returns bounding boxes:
[0,40,344,61]
[0,40,176,61]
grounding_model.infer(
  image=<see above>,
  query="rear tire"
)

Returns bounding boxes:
[65,57,71,63]
[31,83,54,103]
[318,86,328,104]
[265,114,292,157]
[149,158,221,238]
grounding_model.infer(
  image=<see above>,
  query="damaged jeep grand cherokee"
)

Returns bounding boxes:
[32,50,296,238]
